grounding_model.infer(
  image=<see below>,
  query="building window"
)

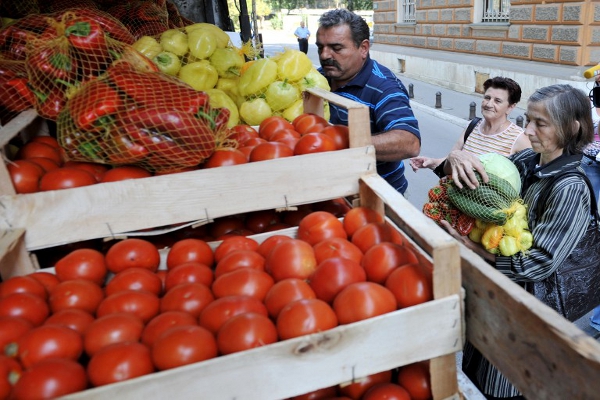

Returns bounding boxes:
[482,0,510,22]
[398,0,415,23]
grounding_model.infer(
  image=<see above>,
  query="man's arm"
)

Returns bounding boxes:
[370,129,420,162]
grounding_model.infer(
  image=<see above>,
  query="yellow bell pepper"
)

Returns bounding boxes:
[216,78,243,107]
[499,235,519,257]
[187,28,217,59]
[185,23,230,48]
[159,29,188,57]
[132,36,163,60]
[265,80,300,111]
[281,98,304,122]
[206,89,240,128]
[178,60,218,91]
[273,49,312,82]
[296,68,331,92]
[481,225,504,252]
[518,230,533,252]
[239,58,278,97]
[153,51,182,76]
[209,48,245,78]
[240,98,272,126]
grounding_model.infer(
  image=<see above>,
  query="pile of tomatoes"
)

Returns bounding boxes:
[0,207,433,399]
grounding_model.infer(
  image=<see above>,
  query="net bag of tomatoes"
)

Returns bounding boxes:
[445,153,533,256]
[13,9,136,120]
[422,177,477,237]
[57,60,229,173]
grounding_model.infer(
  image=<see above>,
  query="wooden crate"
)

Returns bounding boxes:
[0,89,464,399]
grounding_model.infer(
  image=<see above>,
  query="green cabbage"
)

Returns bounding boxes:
[479,153,521,195]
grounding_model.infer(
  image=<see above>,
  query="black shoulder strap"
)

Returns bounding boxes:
[535,169,599,220]
[463,117,482,142]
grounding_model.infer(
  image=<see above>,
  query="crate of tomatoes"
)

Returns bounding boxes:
[0,88,463,399]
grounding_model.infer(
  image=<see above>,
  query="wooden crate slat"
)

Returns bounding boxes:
[460,244,600,399]
[0,147,376,250]
[63,295,462,400]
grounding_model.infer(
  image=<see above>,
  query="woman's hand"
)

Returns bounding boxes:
[439,220,496,262]
[409,156,442,172]
[445,150,488,189]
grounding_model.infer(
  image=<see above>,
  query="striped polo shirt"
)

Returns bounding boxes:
[322,56,421,194]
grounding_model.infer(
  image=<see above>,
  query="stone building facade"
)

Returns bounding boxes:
[369,1,600,99]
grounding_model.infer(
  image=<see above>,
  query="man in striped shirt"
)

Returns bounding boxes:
[316,9,421,195]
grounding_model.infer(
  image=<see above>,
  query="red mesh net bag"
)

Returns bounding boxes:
[0,58,36,123]
[56,60,228,173]
[105,0,169,40]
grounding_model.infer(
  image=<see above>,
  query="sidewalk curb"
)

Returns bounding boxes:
[410,101,470,128]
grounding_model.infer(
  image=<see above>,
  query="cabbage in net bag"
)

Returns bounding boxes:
[57,61,227,173]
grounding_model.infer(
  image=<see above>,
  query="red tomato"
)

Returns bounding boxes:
[351,222,400,253]
[83,313,145,356]
[320,125,350,150]
[28,157,60,172]
[198,295,268,334]
[313,237,363,265]
[17,141,63,165]
[97,290,160,323]
[0,355,22,399]
[63,161,109,182]
[238,145,255,160]
[160,282,214,318]
[362,242,419,284]
[264,278,316,319]
[292,113,329,135]
[0,316,33,350]
[228,124,259,144]
[13,325,82,368]
[105,267,163,296]
[263,222,292,231]
[105,238,160,273]
[298,211,347,246]
[214,249,266,278]
[362,383,410,400]
[294,132,337,155]
[203,148,248,168]
[38,167,97,191]
[28,272,60,293]
[44,308,95,335]
[257,234,293,258]
[87,341,154,386]
[30,136,60,149]
[10,359,86,399]
[151,325,217,370]
[213,236,259,263]
[212,268,274,301]
[276,298,338,340]
[141,311,197,347]
[244,209,280,233]
[339,370,393,399]
[167,238,214,269]
[385,264,433,309]
[209,216,246,240]
[333,282,396,324]
[397,361,432,400]
[269,128,301,142]
[289,386,339,400]
[343,207,385,238]
[100,165,152,182]
[274,136,298,150]
[7,159,44,193]
[308,257,367,303]
[259,116,295,140]
[249,141,294,162]
[242,137,268,148]
[314,198,352,217]
[0,293,49,326]
[54,248,107,285]
[49,279,104,315]
[164,262,214,292]
[0,275,47,300]
[265,239,317,281]
[281,205,314,227]
[217,312,278,355]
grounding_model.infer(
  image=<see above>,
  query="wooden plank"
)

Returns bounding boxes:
[0,229,37,280]
[0,147,376,251]
[460,244,600,399]
[0,109,38,148]
[63,295,462,400]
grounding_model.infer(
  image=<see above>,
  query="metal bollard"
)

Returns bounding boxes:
[516,115,524,128]
[408,83,414,99]
[435,92,442,109]
[468,102,476,120]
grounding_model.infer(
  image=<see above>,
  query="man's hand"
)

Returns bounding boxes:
[409,156,442,172]
[445,150,487,189]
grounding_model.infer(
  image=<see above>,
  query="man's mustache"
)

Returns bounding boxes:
[320,59,340,69]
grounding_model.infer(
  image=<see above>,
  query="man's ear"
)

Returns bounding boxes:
[359,39,370,59]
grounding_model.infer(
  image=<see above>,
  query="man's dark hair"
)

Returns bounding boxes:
[318,9,370,48]
[483,77,522,105]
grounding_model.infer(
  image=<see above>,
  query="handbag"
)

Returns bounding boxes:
[530,169,600,322]
[433,117,481,178]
